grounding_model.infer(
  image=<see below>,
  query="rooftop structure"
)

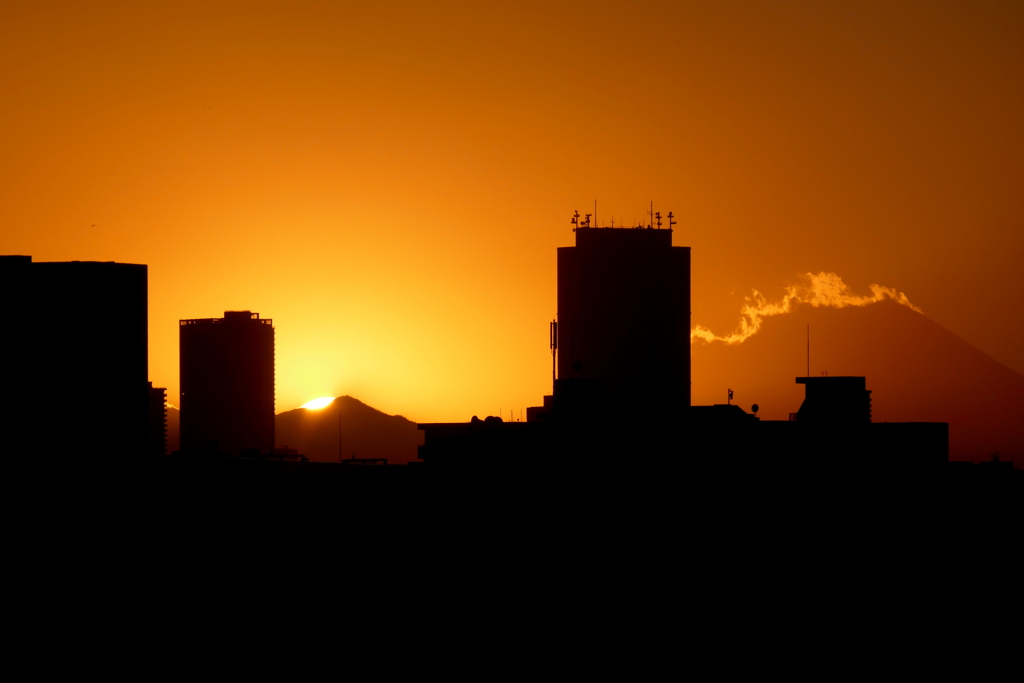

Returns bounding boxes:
[795,376,872,424]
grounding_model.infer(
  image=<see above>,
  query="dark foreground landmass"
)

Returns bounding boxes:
[17,454,1018,523]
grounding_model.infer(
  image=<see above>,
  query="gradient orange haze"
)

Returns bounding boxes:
[3,1,1022,425]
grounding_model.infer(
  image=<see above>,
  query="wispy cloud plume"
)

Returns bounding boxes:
[692,272,922,345]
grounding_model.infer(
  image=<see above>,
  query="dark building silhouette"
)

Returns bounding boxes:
[419,214,949,477]
[555,224,691,417]
[424,219,692,464]
[686,376,947,474]
[795,376,872,424]
[179,311,275,456]
[148,382,167,455]
[0,255,149,456]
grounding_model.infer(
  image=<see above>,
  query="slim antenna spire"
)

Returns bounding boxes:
[807,324,810,377]
[550,319,558,391]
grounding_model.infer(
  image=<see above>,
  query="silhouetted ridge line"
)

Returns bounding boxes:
[275,396,423,464]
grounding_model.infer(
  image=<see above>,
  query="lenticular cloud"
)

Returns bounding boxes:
[691,272,922,345]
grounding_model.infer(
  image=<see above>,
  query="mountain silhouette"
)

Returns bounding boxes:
[692,299,1024,463]
[275,396,423,464]
[167,406,180,454]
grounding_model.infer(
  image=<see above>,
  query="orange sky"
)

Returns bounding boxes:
[3,1,1022,423]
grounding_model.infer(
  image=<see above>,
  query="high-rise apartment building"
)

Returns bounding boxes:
[179,311,275,456]
[0,255,149,456]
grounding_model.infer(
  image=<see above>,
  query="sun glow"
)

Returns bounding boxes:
[301,397,336,410]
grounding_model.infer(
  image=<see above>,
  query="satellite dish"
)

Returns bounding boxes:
[752,404,759,414]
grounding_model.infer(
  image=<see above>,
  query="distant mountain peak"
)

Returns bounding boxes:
[276,396,423,464]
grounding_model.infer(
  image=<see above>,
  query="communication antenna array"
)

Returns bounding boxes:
[571,204,676,231]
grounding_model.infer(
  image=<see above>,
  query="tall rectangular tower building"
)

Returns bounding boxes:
[0,255,149,456]
[179,311,275,456]
[557,226,690,417]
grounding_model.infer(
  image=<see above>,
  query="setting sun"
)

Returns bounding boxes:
[3,1,1021,462]
[301,397,336,410]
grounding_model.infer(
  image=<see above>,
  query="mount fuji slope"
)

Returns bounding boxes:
[692,299,1024,463]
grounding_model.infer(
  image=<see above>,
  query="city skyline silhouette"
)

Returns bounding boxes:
[2,3,1022,468]
[3,217,1013,467]
[8,204,1021,469]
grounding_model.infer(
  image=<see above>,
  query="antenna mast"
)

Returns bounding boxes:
[550,319,558,391]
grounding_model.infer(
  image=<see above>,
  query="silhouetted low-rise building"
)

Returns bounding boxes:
[420,376,948,480]
[795,376,872,424]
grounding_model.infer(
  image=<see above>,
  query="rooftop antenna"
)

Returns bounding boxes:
[572,210,579,232]
[728,388,733,405]
[806,324,810,377]
[668,211,677,231]
[550,319,557,391]
[649,201,654,229]
[655,211,662,229]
